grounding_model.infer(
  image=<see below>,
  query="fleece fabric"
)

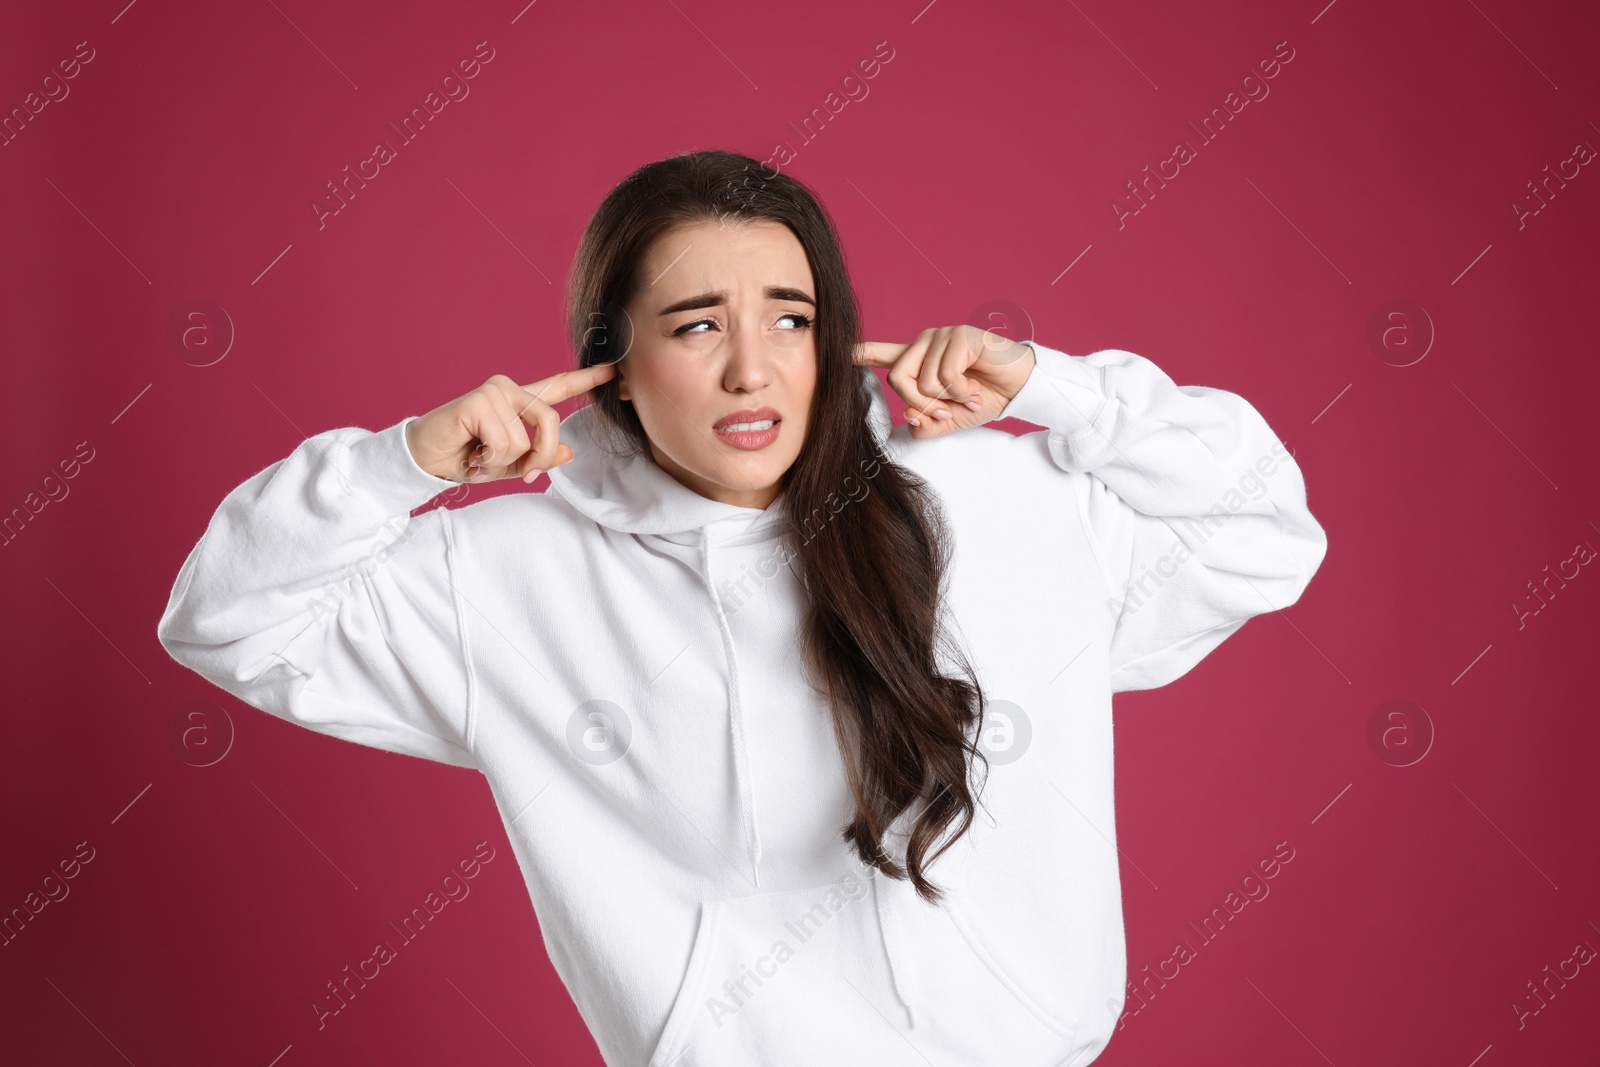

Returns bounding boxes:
[157,339,1328,1067]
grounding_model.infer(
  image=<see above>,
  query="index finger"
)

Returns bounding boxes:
[852,341,910,368]
[518,361,618,406]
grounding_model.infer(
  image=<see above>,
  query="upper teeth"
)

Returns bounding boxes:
[721,420,775,432]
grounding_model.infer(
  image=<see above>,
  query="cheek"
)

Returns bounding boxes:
[634,357,715,443]
[795,361,819,420]
[658,371,714,424]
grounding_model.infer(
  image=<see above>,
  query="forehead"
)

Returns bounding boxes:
[641,219,812,293]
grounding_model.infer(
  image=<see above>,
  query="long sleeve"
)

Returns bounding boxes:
[157,416,479,768]
[1001,341,1328,693]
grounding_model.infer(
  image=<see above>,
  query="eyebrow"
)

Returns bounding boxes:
[656,287,815,316]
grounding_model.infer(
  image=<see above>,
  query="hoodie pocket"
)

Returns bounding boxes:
[870,871,1082,1065]
[942,896,1080,1038]
[646,869,908,1067]
[648,868,1081,1067]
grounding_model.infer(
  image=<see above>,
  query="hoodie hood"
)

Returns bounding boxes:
[543,364,895,891]
[546,364,893,538]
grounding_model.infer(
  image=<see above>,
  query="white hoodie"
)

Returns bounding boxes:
[157,340,1327,1067]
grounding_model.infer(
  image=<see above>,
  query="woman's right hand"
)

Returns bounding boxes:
[405,363,618,484]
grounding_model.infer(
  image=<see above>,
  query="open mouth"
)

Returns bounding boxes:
[713,412,782,450]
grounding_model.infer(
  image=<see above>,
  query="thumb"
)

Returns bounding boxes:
[518,441,574,483]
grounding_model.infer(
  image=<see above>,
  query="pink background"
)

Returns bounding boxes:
[3,0,1598,1063]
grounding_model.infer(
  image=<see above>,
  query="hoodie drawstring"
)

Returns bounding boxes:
[874,869,918,1028]
[698,535,763,889]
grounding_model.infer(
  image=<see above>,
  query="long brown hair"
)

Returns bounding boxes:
[564,149,988,903]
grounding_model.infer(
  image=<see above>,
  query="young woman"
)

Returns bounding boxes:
[158,150,1327,1067]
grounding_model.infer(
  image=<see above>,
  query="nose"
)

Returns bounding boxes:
[721,316,774,393]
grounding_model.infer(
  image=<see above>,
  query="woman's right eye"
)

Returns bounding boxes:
[674,318,715,336]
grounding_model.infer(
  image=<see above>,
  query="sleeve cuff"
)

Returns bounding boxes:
[345,416,463,515]
[1000,339,1111,440]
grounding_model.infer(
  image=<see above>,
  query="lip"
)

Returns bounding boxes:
[713,407,781,430]
[713,406,782,451]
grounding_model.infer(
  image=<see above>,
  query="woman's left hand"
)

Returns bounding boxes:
[853,325,1037,438]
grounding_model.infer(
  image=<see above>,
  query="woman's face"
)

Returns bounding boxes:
[617,218,818,511]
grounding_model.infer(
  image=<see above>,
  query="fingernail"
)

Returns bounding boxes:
[962,400,981,411]
[932,408,952,421]
[907,416,921,427]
